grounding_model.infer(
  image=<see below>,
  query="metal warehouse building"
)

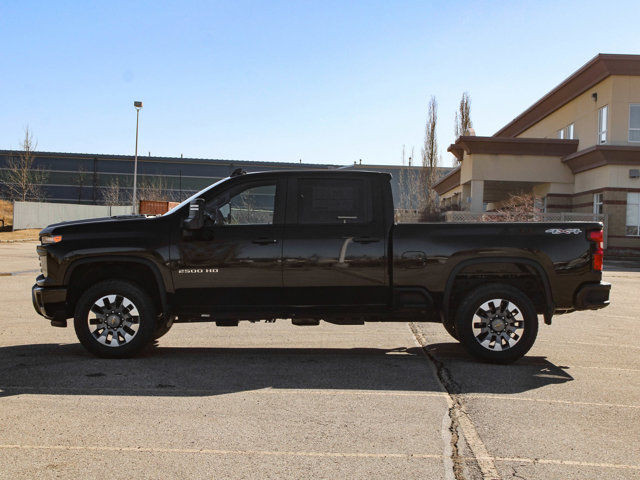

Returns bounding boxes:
[0,150,447,208]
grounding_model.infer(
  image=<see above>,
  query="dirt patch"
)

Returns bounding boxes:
[0,229,40,242]
[0,200,12,228]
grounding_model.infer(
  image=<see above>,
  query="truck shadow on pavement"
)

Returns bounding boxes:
[0,341,573,399]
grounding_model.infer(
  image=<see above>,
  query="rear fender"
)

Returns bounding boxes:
[442,257,554,324]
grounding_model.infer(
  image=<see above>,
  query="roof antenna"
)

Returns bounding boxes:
[231,168,246,177]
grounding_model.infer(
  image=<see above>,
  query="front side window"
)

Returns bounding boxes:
[630,104,640,142]
[297,178,371,224]
[210,183,276,225]
[627,192,640,236]
[598,105,608,144]
[593,192,603,215]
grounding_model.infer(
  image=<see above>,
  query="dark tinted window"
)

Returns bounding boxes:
[297,178,371,224]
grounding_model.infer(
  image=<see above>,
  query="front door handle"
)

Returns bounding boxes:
[353,236,380,244]
[252,238,277,245]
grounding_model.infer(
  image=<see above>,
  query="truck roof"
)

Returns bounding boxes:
[240,169,392,179]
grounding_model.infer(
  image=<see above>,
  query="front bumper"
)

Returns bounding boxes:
[574,282,611,310]
[32,277,68,322]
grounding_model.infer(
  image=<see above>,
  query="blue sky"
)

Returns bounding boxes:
[1,1,639,168]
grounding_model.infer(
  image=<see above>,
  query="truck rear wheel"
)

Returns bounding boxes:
[454,284,538,364]
[442,316,459,341]
[73,280,157,358]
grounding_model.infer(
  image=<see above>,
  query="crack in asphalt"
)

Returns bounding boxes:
[409,323,500,480]
[511,465,528,480]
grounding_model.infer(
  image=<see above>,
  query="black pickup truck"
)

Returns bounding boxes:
[32,170,610,363]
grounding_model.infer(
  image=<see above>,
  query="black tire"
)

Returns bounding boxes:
[153,316,174,340]
[454,283,538,364]
[74,280,157,358]
[442,316,459,341]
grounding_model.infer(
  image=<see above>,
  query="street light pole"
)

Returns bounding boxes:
[132,101,143,214]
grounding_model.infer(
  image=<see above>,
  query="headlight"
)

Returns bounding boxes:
[40,235,62,245]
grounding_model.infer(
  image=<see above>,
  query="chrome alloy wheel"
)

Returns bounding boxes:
[472,299,525,352]
[87,294,140,347]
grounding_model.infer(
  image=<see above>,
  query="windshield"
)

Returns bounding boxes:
[163,177,230,216]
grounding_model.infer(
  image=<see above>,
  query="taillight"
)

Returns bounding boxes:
[588,230,604,271]
[588,230,603,245]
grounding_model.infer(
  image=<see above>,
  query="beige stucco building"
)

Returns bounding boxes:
[434,54,640,255]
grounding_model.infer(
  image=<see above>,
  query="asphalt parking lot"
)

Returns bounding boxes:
[0,241,639,479]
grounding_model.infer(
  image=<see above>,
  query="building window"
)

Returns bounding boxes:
[598,105,608,144]
[593,193,603,215]
[630,104,640,142]
[557,123,575,140]
[627,192,640,236]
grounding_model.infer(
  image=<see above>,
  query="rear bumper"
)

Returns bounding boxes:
[32,278,67,321]
[574,282,611,310]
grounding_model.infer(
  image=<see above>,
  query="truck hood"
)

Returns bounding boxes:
[39,215,152,236]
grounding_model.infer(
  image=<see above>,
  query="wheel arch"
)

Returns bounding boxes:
[442,257,554,324]
[64,256,169,316]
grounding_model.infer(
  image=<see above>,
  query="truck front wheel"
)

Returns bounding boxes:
[154,316,174,340]
[73,280,157,358]
[454,284,538,364]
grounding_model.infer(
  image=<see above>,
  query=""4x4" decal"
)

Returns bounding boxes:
[545,228,582,235]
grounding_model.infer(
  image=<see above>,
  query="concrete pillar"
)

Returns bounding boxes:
[469,180,484,212]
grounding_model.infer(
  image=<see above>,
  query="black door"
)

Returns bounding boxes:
[282,175,389,307]
[173,178,285,310]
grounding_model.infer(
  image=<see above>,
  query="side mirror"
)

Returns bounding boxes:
[183,198,205,230]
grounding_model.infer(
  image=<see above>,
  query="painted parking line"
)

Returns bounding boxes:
[0,385,448,398]
[562,364,640,373]
[1,444,639,472]
[428,356,640,373]
[0,269,39,276]
[536,339,640,350]
[463,394,640,410]
[489,455,640,471]
[0,444,442,460]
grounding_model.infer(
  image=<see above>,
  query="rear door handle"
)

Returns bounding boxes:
[252,238,277,245]
[353,236,380,244]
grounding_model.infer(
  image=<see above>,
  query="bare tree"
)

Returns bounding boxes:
[492,191,540,221]
[397,166,424,213]
[101,179,122,206]
[138,176,178,202]
[454,92,473,139]
[420,96,439,218]
[76,165,87,203]
[4,127,48,201]
[398,145,422,212]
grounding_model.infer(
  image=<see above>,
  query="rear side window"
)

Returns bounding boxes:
[297,178,371,224]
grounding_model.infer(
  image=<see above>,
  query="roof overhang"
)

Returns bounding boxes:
[433,167,461,195]
[494,54,640,138]
[447,136,579,160]
[562,145,640,173]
